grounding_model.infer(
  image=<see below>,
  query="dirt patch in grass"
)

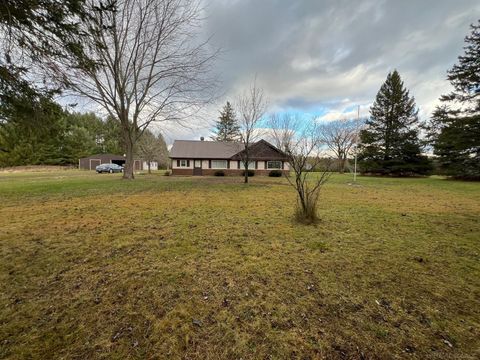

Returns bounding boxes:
[0,172,479,359]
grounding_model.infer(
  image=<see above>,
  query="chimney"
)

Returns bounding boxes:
[200,136,204,141]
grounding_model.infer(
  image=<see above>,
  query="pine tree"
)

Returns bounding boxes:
[1,1,92,124]
[212,101,240,142]
[428,21,480,180]
[441,21,480,114]
[358,70,432,175]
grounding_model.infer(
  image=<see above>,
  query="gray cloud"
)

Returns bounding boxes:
[81,0,479,143]
[196,0,479,126]
[75,1,480,142]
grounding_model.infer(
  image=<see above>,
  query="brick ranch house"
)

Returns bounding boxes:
[169,139,290,176]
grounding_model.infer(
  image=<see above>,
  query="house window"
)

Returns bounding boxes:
[267,161,282,169]
[211,160,227,169]
[239,161,255,169]
[180,160,188,167]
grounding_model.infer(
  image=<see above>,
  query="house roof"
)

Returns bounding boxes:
[230,139,288,161]
[170,139,289,161]
[169,140,245,159]
[80,154,143,161]
[81,153,126,160]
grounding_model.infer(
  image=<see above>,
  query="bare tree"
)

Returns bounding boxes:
[137,130,168,173]
[318,118,361,173]
[269,113,331,224]
[236,79,268,183]
[48,0,217,179]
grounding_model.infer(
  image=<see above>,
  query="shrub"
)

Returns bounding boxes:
[294,195,319,224]
[214,170,225,176]
[269,170,282,177]
[164,170,171,176]
[293,171,330,224]
[241,170,255,177]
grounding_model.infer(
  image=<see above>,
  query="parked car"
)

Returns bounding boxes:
[95,163,124,173]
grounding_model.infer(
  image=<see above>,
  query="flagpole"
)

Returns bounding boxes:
[354,105,360,183]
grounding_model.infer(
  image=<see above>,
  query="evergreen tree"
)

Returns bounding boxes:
[155,133,170,169]
[427,21,480,180]
[100,115,124,154]
[441,21,480,114]
[212,101,240,142]
[358,70,432,175]
[0,97,69,166]
[0,100,124,167]
[0,1,93,123]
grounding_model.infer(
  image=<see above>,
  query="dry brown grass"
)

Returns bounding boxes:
[0,165,74,173]
[0,171,479,359]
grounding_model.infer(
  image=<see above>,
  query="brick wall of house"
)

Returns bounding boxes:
[171,168,194,175]
[171,168,288,176]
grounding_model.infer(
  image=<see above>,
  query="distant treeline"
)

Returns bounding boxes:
[0,97,122,167]
[0,98,168,168]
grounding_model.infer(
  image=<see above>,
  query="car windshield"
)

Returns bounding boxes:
[97,163,123,169]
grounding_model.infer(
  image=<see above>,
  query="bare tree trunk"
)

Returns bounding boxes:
[148,162,151,174]
[123,131,135,180]
[340,156,347,173]
[44,0,218,181]
[237,78,267,184]
[243,149,249,183]
[338,154,345,173]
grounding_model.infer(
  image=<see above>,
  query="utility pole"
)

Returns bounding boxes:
[353,105,360,183]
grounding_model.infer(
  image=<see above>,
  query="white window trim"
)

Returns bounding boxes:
[240,160,256,170]
[267,161,282,169]
[211,160,228,169]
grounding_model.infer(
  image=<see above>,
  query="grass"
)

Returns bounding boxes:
[0,170,479,359]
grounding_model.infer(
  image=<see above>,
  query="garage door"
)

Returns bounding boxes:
[90,159,101,170]
[134,160,141,170]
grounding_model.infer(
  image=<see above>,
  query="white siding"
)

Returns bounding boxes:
[143,161,158,170]
[172,159,193,169]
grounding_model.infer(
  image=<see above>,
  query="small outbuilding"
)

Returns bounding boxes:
[78,154,157,171]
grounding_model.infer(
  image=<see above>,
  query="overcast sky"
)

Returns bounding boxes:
[158,0,479,143]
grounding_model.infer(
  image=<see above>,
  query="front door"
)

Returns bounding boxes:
[193,160,202,176]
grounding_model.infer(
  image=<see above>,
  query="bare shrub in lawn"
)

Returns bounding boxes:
[292,169,330,224]
[269,113,331,224]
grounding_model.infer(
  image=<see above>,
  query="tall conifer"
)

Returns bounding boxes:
[428,21,480,179]
[212,101,240,142]
[359,70,432,175]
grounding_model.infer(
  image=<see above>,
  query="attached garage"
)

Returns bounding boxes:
[79,154,147,171]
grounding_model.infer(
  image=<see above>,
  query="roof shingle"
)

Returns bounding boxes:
[169,140,244,159]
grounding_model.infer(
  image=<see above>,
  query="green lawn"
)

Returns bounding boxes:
[0,170,479,359]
